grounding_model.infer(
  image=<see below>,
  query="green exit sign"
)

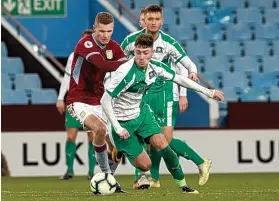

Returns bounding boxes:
[2,0,66,17]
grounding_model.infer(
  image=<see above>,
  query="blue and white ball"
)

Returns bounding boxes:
[90,172,117,195]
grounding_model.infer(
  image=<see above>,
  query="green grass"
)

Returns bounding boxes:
[2,173,279,201]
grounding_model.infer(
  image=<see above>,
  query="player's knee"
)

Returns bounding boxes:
[66,129,77,142]
[150,134,168,151]
[140,160,151,172]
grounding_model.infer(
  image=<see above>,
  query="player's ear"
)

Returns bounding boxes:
[161,17,164,26]
[93,25,96,32]
[151,48,155,56]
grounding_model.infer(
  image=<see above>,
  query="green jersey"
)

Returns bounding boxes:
[121,29,187,101]
[106,58,175,121]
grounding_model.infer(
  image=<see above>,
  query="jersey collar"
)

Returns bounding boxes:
[92,33,106,49]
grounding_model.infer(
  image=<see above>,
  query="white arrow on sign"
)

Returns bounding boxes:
[3,0,16,12]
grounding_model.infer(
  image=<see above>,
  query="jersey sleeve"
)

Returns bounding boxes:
[168,38,187,64]
[106,68,135,98]
[121,36,135,58]
[152,60,175,81]
[113,41,127,61]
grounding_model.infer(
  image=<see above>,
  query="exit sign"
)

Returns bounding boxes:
[2,0,66,17]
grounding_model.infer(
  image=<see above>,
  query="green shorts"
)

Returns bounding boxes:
[110,103,162,161]
[65,109,83,128]
[162,100,179,127]
[143,91,165,126]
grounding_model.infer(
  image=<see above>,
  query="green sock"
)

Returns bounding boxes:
[170,138,204,166]
[134,168,142,181]
[88,142,96,176]
[65,141,76,174]
[150,145,162,181]
[159,145,186,187]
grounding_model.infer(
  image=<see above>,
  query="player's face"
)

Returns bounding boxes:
[139,13,146,28]
[134,46,154,68]
[94,22,114,45]
[144,12,163,33]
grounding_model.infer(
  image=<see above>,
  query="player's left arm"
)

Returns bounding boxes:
[169,39,199,82]
[176,63,189,113]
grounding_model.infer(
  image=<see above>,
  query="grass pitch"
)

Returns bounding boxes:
[2,173,279,201]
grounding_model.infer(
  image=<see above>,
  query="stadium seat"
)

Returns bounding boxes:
[270,87,279,101]
[204,56,230,72]
[244,41,269,56]
[162,8,178,25]
[196,24,223,41]
[2,74,12,90]
[233,57,260,73]
[237,8,262,24]
[250,72,278,88]
[240,88,268,102]
[247,0,276,8]
[272,40,279,55]
[134,0,160,9]
[1,89,29,105]
[223,87,241,101]
[31,89,58,104]
[186,41,212,57]
[208,8,234,24]
[179,8,205,24]
[168,25,195,41]
[15,73,42,91]
[219,0,245,8]
[1,42,7,57]
[265,9,279,24]
[215,41,241,56]
[226,24,252,41]
[263,57,279,73]
[162,0,186,9]
[255,24,279,40]
[200,72,222,88]
[190,0,216,9]
[222,72,248,88]
[1,57,24,76]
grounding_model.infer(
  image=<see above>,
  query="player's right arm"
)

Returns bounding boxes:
[75,38,126,72]
[56,52,73,114]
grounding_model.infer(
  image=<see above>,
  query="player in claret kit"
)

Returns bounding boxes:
[66,12,127,193]
[101,33,225,194]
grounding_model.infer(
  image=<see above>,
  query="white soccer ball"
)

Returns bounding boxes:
[90,172,117,195]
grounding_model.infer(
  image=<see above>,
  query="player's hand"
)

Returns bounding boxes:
[118,128,130,140]
[212,90,225,102]
[56,100,65,114]
[188,73,199,83]
[179,96,188,113]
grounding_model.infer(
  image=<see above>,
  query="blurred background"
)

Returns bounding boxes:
[1,0,278,177]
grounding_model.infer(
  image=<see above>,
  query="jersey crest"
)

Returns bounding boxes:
[106,50,113,60]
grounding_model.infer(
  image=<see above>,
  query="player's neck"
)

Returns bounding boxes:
[146,30,159,41]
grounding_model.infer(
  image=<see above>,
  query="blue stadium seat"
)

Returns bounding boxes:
[233,57,260,73]
[272,40,279,55]
[1,57,24,76]
[263,57,279,73]
[265,9,279,24]
[204,56,230,72]
[186,41,212,57]
[240,88,268,102]
[1,42,7,57]
[255,24,279,40]
[179,8,205,24]
[237,8,262,24]
[168,25,195,41]
[200,72,221,88]
[244,41,269,56]
[215,41,241,56]
[219,0,245,8]
[190,0,216,9]
[208,8,234,24]
[31,89,58,104]
[2,74,12,90]
[1,89,29,105]
[248,0,275,8]
[196,24,223,41]
[222,87,240,101]
[162,0,186,9]
[134,0,160,9]
[226,24,252,41]
[270,87,279,101]
[250,72,278,88]
[163,8,178,25]
[15,73,42,91]
[222,72,248,88]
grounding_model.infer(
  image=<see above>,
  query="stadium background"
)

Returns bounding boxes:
[1,0,279,200]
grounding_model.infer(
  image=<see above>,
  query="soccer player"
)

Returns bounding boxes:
[66,12,127,186]
[121,5,211,188]
[57,29,97,180]
[101,33,224,194]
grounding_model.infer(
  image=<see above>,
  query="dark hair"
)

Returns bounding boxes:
[82,29,93,36]
[95,12,114,25]
[135,34,154,48]
[144,4,162,14]
[140,8,146,15]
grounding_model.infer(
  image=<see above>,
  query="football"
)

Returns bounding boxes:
[90,172,117,195]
